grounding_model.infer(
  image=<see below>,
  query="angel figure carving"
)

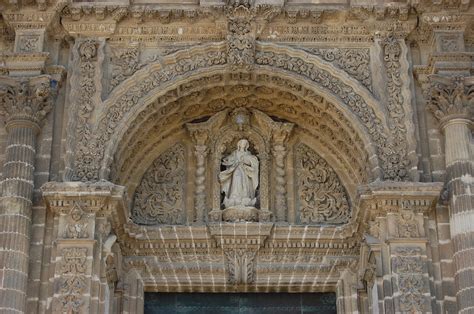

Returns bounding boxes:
[219,139,259,209]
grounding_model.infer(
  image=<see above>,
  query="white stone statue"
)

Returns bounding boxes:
[219,139,259,209]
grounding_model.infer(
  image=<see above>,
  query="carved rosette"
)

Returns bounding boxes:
[132,144,186,225]
[0,75,53,128]
[295,143,351,224]
[427,75,474,123]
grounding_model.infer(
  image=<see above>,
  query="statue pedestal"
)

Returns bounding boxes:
[222,206,259,222]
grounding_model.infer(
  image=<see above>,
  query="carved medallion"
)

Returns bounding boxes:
[295,143,351,224]
[132,144,186,225]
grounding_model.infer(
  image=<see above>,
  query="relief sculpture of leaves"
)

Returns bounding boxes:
[132,144,186,225]
[295,143,351,224]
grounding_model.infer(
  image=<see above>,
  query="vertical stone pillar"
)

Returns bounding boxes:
[428,75,474,313]
[186,127,209,224]
[271,122,293,222]
[41,181,124,314]
[0,76,53,313]
[359,182,443,313]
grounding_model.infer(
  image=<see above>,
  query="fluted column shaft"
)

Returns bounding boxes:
[0,121,38,313]
[443,118,474,313]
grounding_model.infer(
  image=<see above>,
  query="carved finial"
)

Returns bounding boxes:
[427,75,474,122]
[0,75,54,128]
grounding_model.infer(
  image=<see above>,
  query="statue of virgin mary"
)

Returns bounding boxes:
[219,139,259,209]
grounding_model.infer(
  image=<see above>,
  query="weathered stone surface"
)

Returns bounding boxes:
[0,0,472,313]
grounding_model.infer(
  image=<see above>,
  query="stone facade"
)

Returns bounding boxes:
[0,0,472,312]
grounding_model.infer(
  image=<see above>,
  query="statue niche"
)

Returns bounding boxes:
[187,108,289,223]
[219,138,260,221]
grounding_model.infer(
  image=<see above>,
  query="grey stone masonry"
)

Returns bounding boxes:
[0,76,53,313]
[428,75,474,313]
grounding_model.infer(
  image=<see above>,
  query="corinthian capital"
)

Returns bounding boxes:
[427,75,474,123]
[0,75,54,127]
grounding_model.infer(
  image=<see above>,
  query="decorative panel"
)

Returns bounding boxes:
[132,143,186,225]
[295,143,351,224]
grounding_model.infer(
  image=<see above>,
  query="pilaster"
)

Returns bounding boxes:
[41,181,125,314]
[359,182,443,313]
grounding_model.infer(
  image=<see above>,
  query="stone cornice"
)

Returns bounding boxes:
[41,181,127,216]
[0,74,55,127]
[357,181,444,218]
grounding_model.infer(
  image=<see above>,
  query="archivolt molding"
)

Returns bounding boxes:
[111,84,371,194]
[66,42,412,183]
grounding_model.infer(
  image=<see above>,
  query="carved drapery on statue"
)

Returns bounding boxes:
[219,139,259,210]
[132,144,186,225]
[295,143,351,224]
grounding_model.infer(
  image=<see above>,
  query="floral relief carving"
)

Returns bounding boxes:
[381,36,409,181]
[132,143,186,225]
[226,0,256,70]
[56,247,89,313]
[255,49,408,181]
[428,75,474,121]
[110,47,145,91]
[393,247,425,312]
[17,35,39,52]
[0,76,53,124]
[302,47,372,91]
[295,143,351,224]
[224,248,257,285]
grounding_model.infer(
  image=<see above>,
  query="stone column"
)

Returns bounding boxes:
[186,127,209,224]
[271,122,293,223]
[0,76,53,313]
[428,75,474,313]
[359,182,443,313]
[41,181,125,314]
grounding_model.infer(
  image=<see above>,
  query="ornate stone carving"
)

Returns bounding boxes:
[132,144,186,225]
[255,49,408,181]
[381,36,409,181]
[302,47,372,91]
[71,39,102,182]
[17,35,39,52]
[396,210,419,238]
[226,0,256,70]
[0,75,52,125]
[427,75,474,121]
[224,248,257,285]
[220,139,259,221]
[392,247,425,312]
[295,143,351,224]
[110,47,144,91]
[63,203,90,239]
[56,247,89,313]
[271,122,293,222]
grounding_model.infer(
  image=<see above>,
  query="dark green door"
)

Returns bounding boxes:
[144,292,337,314]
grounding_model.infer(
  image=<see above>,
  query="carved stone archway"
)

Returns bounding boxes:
[64,42,416,185]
